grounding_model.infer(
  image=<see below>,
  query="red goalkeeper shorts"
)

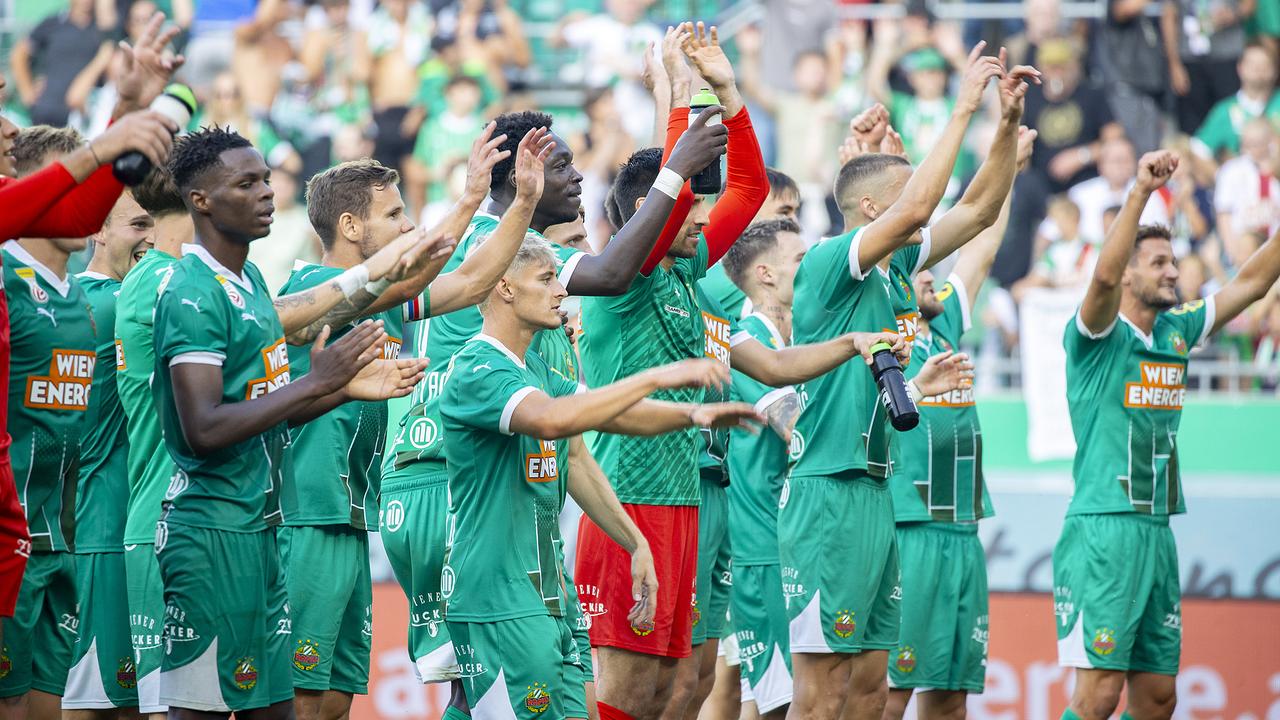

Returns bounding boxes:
[575,503,698,659]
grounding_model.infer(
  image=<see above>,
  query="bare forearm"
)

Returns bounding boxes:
[953,191,1013,303]
[761,391,801,441]
[277,282,378,344]
[567,436,644,553]
[732,335,859,386]
[598,399,698,435]
[429,196,536,315]
[516,374,664,439]
[173,371,328,454]
[929,117,1019,263]
[570,187,677,295]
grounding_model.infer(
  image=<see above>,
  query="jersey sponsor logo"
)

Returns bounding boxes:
[1169,299,1203,316]
[15,267,48,303]
[896,311,920,349]
[404,417,439,450]
[232,657,258,690]
[215,275,246,309]
[115,339,126,370]
[919,386,975,407]
[525,440,559,482]
[162,603,201,651]
[663,303,691,319]
[894,646,917,673]
[832,609,856,638]
[702,311,732,367]
[247,339,291,399]
[781,566,806,603]
[293,639,321,671]
[24,349,95,411]
[787,430,805,462]
[130,611,163,651]
[524,683,551,714]
[116,657,138,689]
[1124,362,1186,410]
[440,565,456,599]
[1091,627,1117,656]
[165,471,190,502]
[383,500,406,532]
[382,336,402,359]
[454,644,488,680]
[735,629,767,671]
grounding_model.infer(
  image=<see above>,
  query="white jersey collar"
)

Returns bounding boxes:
[183,243,254,293]
[2,240,71,297]
[473,333,526,368]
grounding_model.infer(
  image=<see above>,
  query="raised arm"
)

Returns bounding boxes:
[110,11,187,119]
[951,127,1034,305]
[508,358,729,439]
[427,128,553,315]
[924,53,1039,266]
[1209,225,1280,335]
[856,44,1004,272]
[1078,150,1178,335]
[729,330,907,387]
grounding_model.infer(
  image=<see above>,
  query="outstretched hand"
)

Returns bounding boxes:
[463,121,510,204]
[996,47,1041,122]
[690,402,765,432]
[650,357,731,392]
[956,42,1004,116]
[345,357,430,401]
[366,227,457,283]
[513,126,556,202]
[308,320,386,396]
[115,12,186,115]
[1016,125,1037,173]
[913,350,975,397]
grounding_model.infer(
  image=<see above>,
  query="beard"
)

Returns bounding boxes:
[920,299,945,320]
[1134,284,1178,310]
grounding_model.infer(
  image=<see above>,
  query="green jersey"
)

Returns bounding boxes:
[727,313,796,565]
[888,93,974,188]
[115,248,179,544]
[789,228,928,480]
[387,213,584,472]
[440,334,579,622]
[152,245,292,531]
[2,243,96,552]
[694,284,747,483]
[278,263,408,530]
[701,262,751,320]
[1194,91,1280,157]
[892,275,993,523]
[1063,297,1215,516]
[75,272,130,552]
[580,238,711,505]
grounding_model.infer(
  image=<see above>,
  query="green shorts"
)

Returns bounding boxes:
[1053,513,1180,675]
[279,525,372,694]
[554,613,590,719]
[560,557,593,687]
[777,473,900,655]
[889,523,988,692]
[64,551,139,709]
[693,475,732,646]
[155,524,292,712]
[0,551,77,697]
[449,614,581,720]
[732,563,792,713]
[125,543,165,713]
[380,466,457,682]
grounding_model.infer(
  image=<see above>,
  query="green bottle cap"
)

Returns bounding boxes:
[869,341,892,354]
[164,83,198,114]
[690,87,719,107]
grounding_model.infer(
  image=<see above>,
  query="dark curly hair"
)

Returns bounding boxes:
[489,111,553,196]
[167,126,254,193]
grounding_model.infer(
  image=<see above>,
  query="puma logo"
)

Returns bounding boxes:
[35,307,57,326]
[181,298,203,313]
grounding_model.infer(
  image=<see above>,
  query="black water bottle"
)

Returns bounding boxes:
[688,88,723,195]
[869,341,918,431]
[112,83,197,186]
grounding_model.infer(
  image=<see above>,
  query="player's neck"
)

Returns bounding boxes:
[154,215,194,257]
[485,196,552,235]
[659,256,677,271]
[1119,293,1159,335]
[751,289,792,341]
[85,251,121,281]
[481,312,536,361]
[193,230,250,275]
[14,238,71,279]
[320,245,363,271]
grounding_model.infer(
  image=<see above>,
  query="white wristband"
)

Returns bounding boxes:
[365,276,393,295]
[653,166,685,200]
[336,264,371,299]
[907,380,925,404]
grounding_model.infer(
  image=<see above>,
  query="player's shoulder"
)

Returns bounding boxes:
[280,261,336,294]
[74,272,119,305]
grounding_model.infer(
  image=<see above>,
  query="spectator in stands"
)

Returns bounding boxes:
[1069,137,1170,243]
[1098,0,1170,154]
[1164,0,1256,134]
[568,87,635,243]
[182,0,256,88]
[1255,292,1280,391]
[1214,118,1280,260]
[1005,0,1071,68]
[737,23,842,237]
[362,0,435,171]
[994,37,1124,284]
[1193,41,1280,160]
[1166,137,1216,247]
[247,162,321,295]
[200,71,301,175]
[434,0,531,89]
[9,0,109,126]
[408,75,487,215]
[1012,195,1098,300]
[553,0,661,144]
[297,0,373,177]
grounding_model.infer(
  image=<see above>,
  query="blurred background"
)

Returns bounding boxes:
[2,0,1277,716]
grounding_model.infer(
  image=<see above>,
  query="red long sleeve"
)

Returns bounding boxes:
[640,108,697,275]
[703,108,768,267]
[0,163,124,241]
[0,164,79,240]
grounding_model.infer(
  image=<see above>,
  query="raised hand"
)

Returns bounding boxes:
[641,40,665,94]
[882,126,907,160]
[90,110,179,167]
[462,121,510,204]
[1016,125,1037,173]
[389,228,458,282]
[914,350,975,397]
[513,127,555,203]
[956,42,1004,116]
[1135,150,1179,194]
[690,402,765,431]
[679,22,739,104]
[666,104,728,178]
[849,104,890,149]
[345,357,430,400]
[115,12,186,115]
[995,47,1041,122]
[664,24,694,101]
[308,320,386,395]
[648,357,731,391]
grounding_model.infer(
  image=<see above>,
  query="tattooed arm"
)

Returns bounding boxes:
[759,389,802,441]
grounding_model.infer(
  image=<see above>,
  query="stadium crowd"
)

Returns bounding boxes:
[5,0,1280,386]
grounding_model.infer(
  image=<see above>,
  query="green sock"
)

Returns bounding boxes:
[444,706,471,720]
[1061,709,1084,720]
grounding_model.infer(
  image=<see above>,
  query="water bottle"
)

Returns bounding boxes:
[688,88,723,195]
[869,341,919,431]
[112,83,197,186]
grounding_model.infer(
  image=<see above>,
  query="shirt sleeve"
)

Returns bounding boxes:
[445,350,540,436]
[553,244,587,288]
[153,278,231,366]
[930,274,972,340]
[889,226,933,280]
[806,227,867,308]
[1164,295,1216,349]
[731,320,797,411]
